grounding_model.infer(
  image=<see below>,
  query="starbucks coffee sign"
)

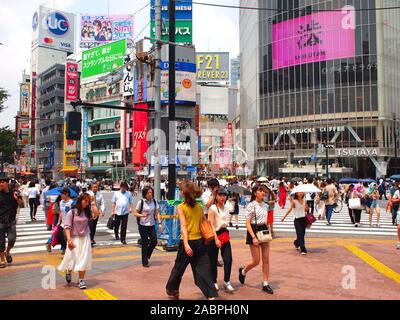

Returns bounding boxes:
[336,148,379,157]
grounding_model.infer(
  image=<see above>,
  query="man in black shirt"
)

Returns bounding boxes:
[0,174,23,268]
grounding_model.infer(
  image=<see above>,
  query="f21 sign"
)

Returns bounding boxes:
[273,6,355,70]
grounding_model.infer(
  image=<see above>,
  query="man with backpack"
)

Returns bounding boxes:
[134,186,162,267]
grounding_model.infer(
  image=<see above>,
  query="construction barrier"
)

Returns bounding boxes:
[156,200,181,251]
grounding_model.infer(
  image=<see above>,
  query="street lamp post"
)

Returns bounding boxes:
[0,151,4,174]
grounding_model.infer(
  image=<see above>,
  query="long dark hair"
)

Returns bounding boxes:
[250,185,264,202]
[180,180,202,208]
[72,193,92,218]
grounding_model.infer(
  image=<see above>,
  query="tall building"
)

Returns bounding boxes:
[36,64,66,179]
[240,0,400,178]
[230,56,240,88]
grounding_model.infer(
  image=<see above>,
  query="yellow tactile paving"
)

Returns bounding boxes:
[84,288,118,300]
[344,244,400,284]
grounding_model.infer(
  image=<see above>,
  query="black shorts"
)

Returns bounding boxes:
[246,224,268,245]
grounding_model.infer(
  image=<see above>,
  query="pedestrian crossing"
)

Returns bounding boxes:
[227,206,398,237]
[12,208,140,254]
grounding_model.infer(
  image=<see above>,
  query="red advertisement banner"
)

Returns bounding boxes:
[65,62,79,101]
[132,103,148,165]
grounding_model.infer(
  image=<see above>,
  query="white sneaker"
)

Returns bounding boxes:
[214,283,219,291]
[224,281,235,292]
[396,243,400,250]
[78,279,87,290]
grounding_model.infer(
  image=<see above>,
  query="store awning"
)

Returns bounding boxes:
[86,166,113,172]
[59,168,78,173]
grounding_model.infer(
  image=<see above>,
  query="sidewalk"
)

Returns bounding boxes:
[2,237,400,300]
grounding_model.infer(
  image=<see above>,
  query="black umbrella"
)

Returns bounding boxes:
[228,185,251,196]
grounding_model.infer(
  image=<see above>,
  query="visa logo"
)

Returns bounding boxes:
[61,42,71,48]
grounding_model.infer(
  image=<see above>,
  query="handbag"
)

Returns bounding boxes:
[253,204,272,243]
[107,216,115,230]
[217,230,230,246]
[349,198,364,210]
[200,218,214,241]
[305,213,316,227]
[51,226,59,247]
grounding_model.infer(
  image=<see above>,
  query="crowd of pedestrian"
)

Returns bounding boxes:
[0,172,399,298]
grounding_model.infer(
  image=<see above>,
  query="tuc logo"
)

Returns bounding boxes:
[46,12,69,36]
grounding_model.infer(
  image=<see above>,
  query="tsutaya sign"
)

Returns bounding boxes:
[280,126,345,135]
[336,148,379,157]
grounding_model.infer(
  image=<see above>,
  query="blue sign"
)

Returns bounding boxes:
[151,0,193,21]
[82,111,89,165]
[160,61,196,72]
[49,143,54,168]
[46,12,69,36]
[32,12,39,31]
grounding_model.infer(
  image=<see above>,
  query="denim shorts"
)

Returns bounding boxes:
[370,200,379,208]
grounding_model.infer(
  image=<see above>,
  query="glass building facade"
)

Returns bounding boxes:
[240,0,400,178]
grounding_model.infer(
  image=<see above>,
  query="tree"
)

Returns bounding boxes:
[0,88,10,114]
[0,126,16,164]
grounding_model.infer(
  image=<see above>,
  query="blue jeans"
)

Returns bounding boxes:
[326,205,335,223]
[47,215,59,245]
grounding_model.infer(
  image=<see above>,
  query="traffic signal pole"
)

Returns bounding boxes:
[167,0,177,200]
[153,0,162,201]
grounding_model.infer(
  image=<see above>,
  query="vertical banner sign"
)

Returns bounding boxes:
[132,103,148,165]
[123,54,134,96]
[65,62,79,101]
[31,72,37,150]
[49,143,55,168]
[20,83,30,116]
[82,110,89,165]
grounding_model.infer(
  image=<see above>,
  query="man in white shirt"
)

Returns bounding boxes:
[88,182,106,246]
[111,182,133,245]
[160,179,167,200]
[201,178,220,218]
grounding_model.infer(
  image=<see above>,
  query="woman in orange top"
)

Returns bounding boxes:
[166,180,218,300]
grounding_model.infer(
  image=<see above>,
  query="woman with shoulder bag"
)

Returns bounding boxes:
[58,193,99,290]
[281,192,309,255]
[166,180,218,300]
[207,187,235,293]
[351,185,365,227]
[238,185,274,295]
[228,193,240,229]
[345,184,355,224]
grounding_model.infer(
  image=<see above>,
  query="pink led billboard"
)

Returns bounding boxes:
[272,11,355,70]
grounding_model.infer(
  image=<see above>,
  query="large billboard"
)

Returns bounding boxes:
[196,52,230,82]
[80,15,134,48]
[32,6,75,53]
[160,61,196,104]
[81,39,126,81]
[272,10,355,70]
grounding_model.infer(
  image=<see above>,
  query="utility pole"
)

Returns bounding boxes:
[153,0,162,201]
[167,0,176,200]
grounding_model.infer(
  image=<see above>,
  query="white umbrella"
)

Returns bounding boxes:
[291,184,321,194]
[257,177,268,182]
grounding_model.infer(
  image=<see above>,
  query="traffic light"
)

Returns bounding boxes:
[66,111,82,140]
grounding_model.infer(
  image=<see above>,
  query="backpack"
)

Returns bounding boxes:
[137,199,157,225]
[320,191,329,201]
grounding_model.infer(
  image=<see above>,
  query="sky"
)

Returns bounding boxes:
[0,0,239,129]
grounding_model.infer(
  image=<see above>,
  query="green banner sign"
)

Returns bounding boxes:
[151,20,192,44]
[82,39,126,79]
